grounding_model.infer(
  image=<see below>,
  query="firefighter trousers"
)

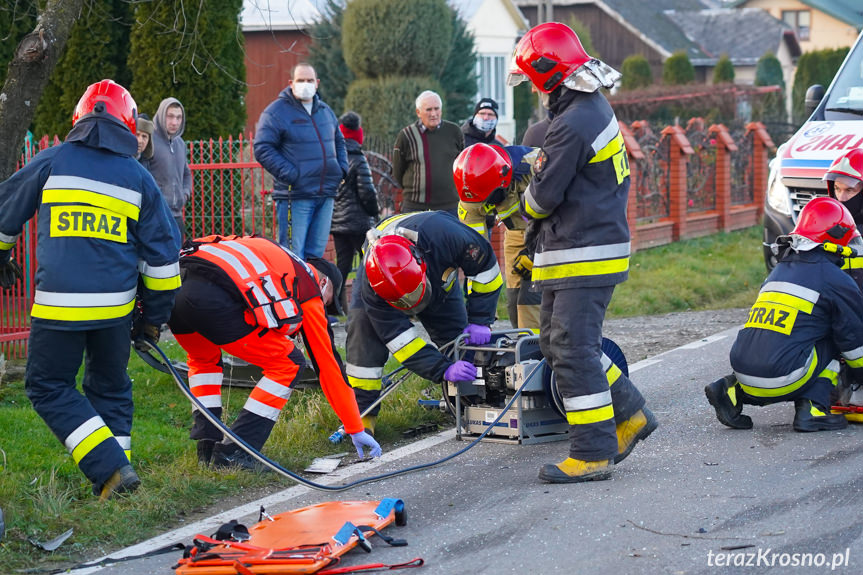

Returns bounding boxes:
[540,285,645,461]
[25,322,133,490]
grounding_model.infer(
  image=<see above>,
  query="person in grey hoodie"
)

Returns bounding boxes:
[146,97,191,242]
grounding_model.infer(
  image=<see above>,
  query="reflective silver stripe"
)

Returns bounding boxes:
[261,274,281,300]
[735,349,816,389]
[842,345,863,362]
[535,242,631,266]
[591,117,619,155]
[222,240,268,274]
[563,390,612,412]
[199,245,251,279]
[0,230,19,244]
[45,175,142,207]
[523,184,550,216]
[115,435,131,450]
[760,281,820,304]
[347,364,384,379]
[468,262,501,285]
[64,415,105,452]
[386,328,422,354]
[189,372,223,388]
[34,287,137,307]
[243,397,282,421]
[277,300,298,318]
[256,376,293,400]
[138,260,180,278]
[824,359,841,374]
[600,353,613,371]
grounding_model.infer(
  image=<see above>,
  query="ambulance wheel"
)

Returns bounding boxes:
[395,506,407,526]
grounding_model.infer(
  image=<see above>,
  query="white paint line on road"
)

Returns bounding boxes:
[676,334,728,350]
[629,359,662,373]
[628,332,732,374]
[70,429,457,574]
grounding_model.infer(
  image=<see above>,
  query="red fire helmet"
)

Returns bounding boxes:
[792,196,860,247]
[507,22,592,93]
[72,79,138,134]
[453,143,512,204]
[365,235,428,311]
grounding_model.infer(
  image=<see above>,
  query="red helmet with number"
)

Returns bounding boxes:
[823,149,863,197]
[365,235,428,311]
[72,79,138,134]
[507,22,591,93]
[453,143,512,204]
[792,196,860,246]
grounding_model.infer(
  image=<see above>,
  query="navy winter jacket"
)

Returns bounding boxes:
[253,88,348,201]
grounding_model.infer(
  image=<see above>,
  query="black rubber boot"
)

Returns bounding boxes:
[98,464,141,501]
[705,374,753,429]
[793,399,848,432]
[211,443,272,473]
[196,440,215,466]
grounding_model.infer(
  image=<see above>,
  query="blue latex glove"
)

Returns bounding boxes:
[350,430,382,459]
[463,323,491,345]
[444,360,478,382]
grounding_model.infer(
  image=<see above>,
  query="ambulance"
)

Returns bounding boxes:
[763,30,863,269]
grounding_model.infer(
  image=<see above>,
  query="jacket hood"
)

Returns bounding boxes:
[155,97,186,140]
[278,87,320,112]
[66,117,139,157]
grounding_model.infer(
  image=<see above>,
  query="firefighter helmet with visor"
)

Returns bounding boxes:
[365,235,429,312]
[507,22,591,93]
[792,196,860,247]
[72,79,138,134]
[453,143,512,205]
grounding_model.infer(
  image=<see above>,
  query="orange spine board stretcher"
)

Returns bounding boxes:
[175,499,407,575]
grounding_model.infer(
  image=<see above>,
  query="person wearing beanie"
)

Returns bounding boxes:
[136,113,154,161]
[462,97,499,147]
[330,111,379,313]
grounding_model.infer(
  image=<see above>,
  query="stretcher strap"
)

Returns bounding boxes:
[317,557,424,574]
[357,526,407,547]
[332,521,366,548]
[373,498,404,520]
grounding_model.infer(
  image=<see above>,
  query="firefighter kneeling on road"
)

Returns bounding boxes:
[454,142,541,330]
[0,80,181,500]
[706,197,863,432]
[346,211,502,433]
[168,235,381,470]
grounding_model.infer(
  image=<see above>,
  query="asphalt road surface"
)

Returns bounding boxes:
[76,324,863,575]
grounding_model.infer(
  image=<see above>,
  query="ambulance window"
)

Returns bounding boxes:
[824,39,863,118]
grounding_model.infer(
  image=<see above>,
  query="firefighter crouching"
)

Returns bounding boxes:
[0,80,181,500]
[169,235,381,470]
[346,211,502,433]
[454,142,541,330]
[507,22,657,483]
[706,197,863,431]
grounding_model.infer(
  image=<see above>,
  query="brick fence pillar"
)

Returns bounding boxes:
[708,124,737,232]
[660,125,694,241]
[620,122,643,253]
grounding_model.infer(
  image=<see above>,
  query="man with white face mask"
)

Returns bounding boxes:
[462,97,499,147]
[254,63,348,259]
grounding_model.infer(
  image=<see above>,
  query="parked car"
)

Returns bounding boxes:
[763,30,863,270]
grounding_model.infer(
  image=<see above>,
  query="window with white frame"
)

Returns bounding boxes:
[476,54,507,116]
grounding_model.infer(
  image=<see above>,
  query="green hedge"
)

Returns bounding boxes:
[663,51,695,85]
[621,54,653,91]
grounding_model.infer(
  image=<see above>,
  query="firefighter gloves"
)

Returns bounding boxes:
[444,360,478,382]
[131,320,161,352]
[0,257,23,290]
[512,249,533,281]
[350,431,382,459]
[462,323,492,345]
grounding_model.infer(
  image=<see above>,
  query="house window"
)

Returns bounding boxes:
[782,10,810,41]
[477,54,507,116]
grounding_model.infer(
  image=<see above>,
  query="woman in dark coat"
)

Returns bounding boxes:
[330,111,379,312]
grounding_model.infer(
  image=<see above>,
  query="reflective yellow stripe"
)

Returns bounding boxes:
[125,449,132,461]
[376,213,413,232]
[348,375,381,391]
[0,241,13,250]
[141,274,182,291]
[566,404,615,425]
[842,257,863,270]
[466,222,486,234]
[522,188,548,219]
[606,362,622,386]
[846,357,863,368]
[738,350,819,398]
[589,131,625,164]
[755,291,815,314]
[818,363,840,386]
[393,337,426,363]
[533,257,629,281]
[31,299,135,321]
[71,426,114,464]
[42,189,140,221]
[470,272,503,293]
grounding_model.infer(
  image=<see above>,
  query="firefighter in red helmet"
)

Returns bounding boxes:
[346,211,503,432]
[0,80,181,500]
[454,143,542,330]
[707,197,863,431]
[508,23,655,483]
[168,235,381,470]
